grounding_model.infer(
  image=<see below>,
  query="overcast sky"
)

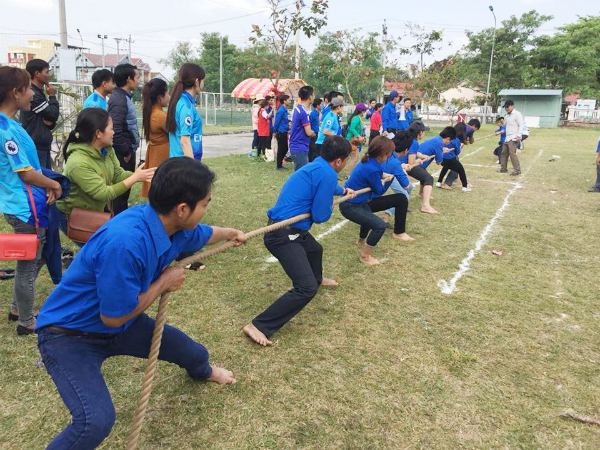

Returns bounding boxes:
[1,0,598,83]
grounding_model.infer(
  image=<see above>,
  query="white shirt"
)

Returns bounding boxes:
[504,109,524,142]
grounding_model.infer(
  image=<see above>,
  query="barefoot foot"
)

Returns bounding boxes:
[441,184,453,190]
[242,323,273,347]
[420,206,439,214]
[392,232,415,241]
[360,255,381,265]
[320,278,339,286]
[207,366,237,385]
[356,239,366,248]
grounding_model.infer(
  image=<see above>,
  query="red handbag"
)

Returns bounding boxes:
[0,184,41,261]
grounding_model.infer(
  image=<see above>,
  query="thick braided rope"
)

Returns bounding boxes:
[126,186,371,449]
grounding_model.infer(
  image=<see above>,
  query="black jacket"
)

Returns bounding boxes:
[20,84,59,151]
[108,87,136,157]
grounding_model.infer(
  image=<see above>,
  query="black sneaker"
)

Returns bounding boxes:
[276,167,289,171]
[588,187,600,193]
[509,171,521,176]
[16,325,35,336]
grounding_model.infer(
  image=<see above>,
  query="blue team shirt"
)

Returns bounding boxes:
[169,91,203,160]
[381,101,399,131]
[83,91,108,110]
[417,135,445,169]
[289,104,311,154]
[597,135,600,153]
[365,107,375,120]
[344,157,393,203]
[274,104,289,133]
[266,106,274,131]
[309,109,320,134]
[0,112,48,227]
[399,139,419,164]
[381,152,410,189]
[466,124,475,138]
[398,109,413,130]
[36,204,214,333]
[443,137,462,160]
[496,125,506,144]
[321,105,331,118]
[316,111,340,145]
[267,156,344,230]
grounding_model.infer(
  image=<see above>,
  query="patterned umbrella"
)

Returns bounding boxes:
[231,78,307,100]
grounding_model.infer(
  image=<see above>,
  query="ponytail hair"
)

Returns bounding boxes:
[454,122,468,144]
[361,135,394,163]
[62,108,110,161]
[347,108,360,128]
[142,78,168,141]
[166,63,206,133]
[392,130,413,154]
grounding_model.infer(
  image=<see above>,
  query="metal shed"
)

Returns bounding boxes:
[498,89,563,128]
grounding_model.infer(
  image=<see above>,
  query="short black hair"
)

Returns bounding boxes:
[25,59,49,79]
[320,135,351,162]
[332,91,344,98]
[323,92,332,102]
[278,94,290,103]
[392,130,413,154]
[313,98,322,108]
[404,97,411,102]
[496,116,504,122]
[468,118,481,129]
[369,98,376,103]
[114,63,137,88]
[265,95,273,101]
[91,69,114,89]
[149,158,215,215]
[375,103,383,110]
[298,85,314,101]
[440,126,457,140]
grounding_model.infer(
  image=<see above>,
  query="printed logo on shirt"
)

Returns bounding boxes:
[4,140,18,155]
[326,120,332,125]
[184,116,192,126]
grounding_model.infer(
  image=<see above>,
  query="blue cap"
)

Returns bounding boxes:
[389,90,399,98]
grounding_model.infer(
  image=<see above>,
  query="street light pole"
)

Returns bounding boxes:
[484,5,497,123]
[98,34,107,69]
[219,35,223,106]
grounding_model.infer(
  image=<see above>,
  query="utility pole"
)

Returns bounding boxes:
[294,0,304,79]
[219,35,223,106]
[114,37,125,62]
[58,0,68,48]
[127,34,134,58]
[98,34,107,68]
[381,19,387,103]
[484,5,497,124]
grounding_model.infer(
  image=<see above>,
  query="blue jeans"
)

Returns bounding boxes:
[38,313,212,449]
[385,178,413,216]
[293,151,309,171]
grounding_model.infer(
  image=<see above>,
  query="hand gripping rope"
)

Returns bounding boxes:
[126,186,371,449]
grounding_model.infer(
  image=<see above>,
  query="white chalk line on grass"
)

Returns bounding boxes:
[265,146,486,264]
[437,148,544,295]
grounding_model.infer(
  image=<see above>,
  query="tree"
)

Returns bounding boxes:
[158,41,200,73]
[407,24,443,72]
[529,15,600,99]
[198,32,240,93]
[250,0,328,89]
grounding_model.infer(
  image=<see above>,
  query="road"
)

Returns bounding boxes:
[139,132,254,160]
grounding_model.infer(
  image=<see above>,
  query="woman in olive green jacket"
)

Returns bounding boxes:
[344,102,368,176]
[57,108,155,233]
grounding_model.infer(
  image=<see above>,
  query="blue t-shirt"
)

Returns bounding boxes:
[267,156,344,230]
[309,109,320,134]
[417,135,445,169]
[399,139,419,164]
[274,104,289,133]
[0,112,48,227]
[169,91,203,160]
[344,157,392,203]
[83,92,108,110]
[289,104,311,154]
[496,125,506,143]
[321,105,331,119]
[316,111,340,145]
[381,101,400,131]
[36,204,214,333]
[381,152,410,189]
[466,124,475,139]
[365,107,375,119]
[443,137,462,160]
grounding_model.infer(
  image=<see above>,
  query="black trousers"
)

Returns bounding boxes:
[369,130,380,141]
[252,130,259,149]
[276,132,288,168]
[407,165,433,186]
[339,194,408,247]
[253,228,323,338]
[113,152,136,215]
[438,158,468,187]
[308,136,319,162]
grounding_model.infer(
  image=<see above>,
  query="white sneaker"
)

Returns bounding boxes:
[462,187,472,192]
[435,182,442,188]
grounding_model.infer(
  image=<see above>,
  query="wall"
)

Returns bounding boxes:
[500,95,561,128]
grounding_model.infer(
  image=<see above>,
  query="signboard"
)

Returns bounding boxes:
[575,99,596,110]
[57,48,77,81]
[7,52,26,66]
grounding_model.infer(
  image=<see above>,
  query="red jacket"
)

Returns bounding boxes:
[370,110,382,131]
[257,108,270,137]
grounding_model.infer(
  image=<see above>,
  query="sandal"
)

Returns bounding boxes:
[185,261,206,271]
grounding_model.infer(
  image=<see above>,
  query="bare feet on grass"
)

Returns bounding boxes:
[420,205,438,214]
[207,366,236,385]
[360,247,380,265]
[392,232,415,241]
[441,184,453,190]
[242,323,273,347]
[356,239,366,248]
[320,278,339,286]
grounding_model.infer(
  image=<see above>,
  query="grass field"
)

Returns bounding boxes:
[1,124,600,449]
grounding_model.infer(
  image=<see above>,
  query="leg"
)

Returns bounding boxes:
[276,133,288,168]
[438,164,450,184]
[249,230,320,340]
[113,152,136,215]
[508,141,521,174]
[308,137,317,162]
[368,195,412,240]
[37,330,115,449]
[339,202,387,264]
[37,149,52,170]
[293,151,309,171]
[595,162,600,190]
[252,130,259,149]
[344,146,360,177]
[383,178,410,220]
[444,159,468,188]
[444,170,458,186]
[500,143,509,172]
[408,167,437,213]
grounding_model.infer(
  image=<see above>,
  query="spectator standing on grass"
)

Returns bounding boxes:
[308,98,322,161]
[365,98,377,120]
[21,59,59,170]
[0,66,63,335]
[369,102,383,141]
[344,102,368,176]
[493,117,506,163]
[167,63,205,161]
[314,98,344,158]
[83,69,115,110]
[499,100,523,176]
[398,97,413,130]
[266,95,275,149]
[274,94,291,171]
[381,90,401,136]
[250,98,260,151]
[256,99,272,160]
[108,63,140,215]
[140,78,170,197]
[589,134,600,193]
[289,86,316,171]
